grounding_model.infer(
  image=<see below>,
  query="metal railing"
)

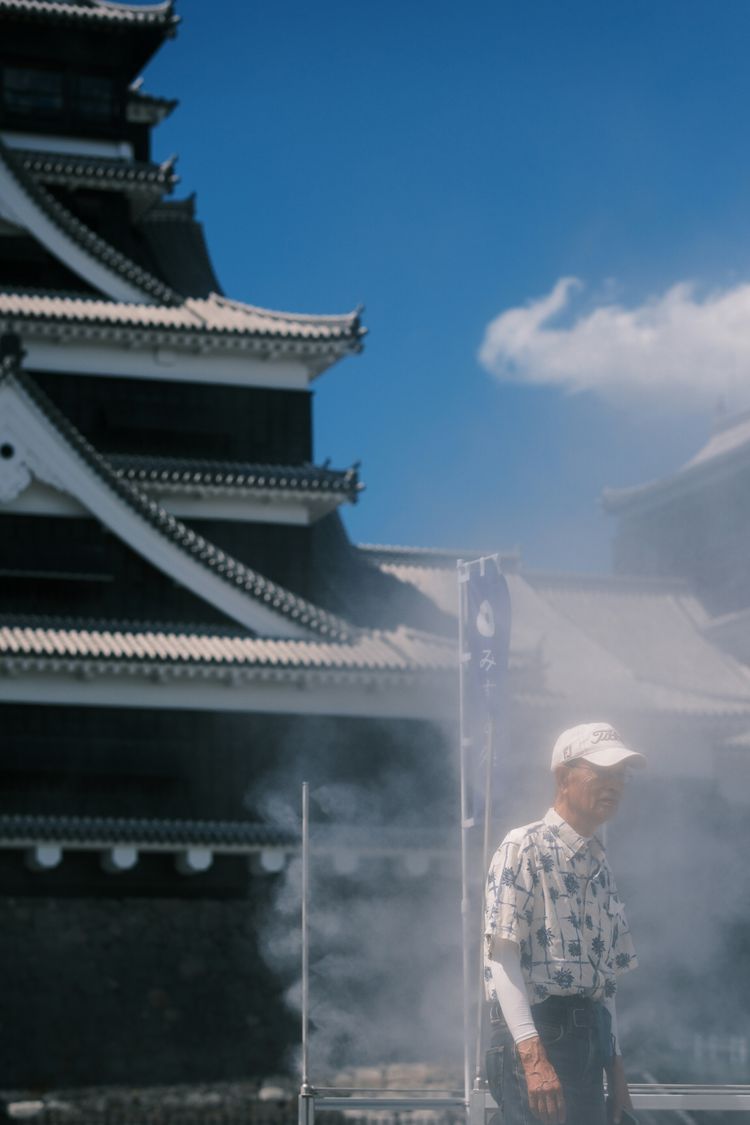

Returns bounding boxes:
[298,1084,750,1124]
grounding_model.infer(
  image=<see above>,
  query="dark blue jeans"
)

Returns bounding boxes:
[486,997,608,1125]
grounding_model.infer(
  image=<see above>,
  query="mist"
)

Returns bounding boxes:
[248,431,750,1091]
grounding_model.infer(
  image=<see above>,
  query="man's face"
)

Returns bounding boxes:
[562,759,628,827]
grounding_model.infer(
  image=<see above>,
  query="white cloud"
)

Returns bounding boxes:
[478,277,750,410]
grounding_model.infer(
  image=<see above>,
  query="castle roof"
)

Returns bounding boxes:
[0,137,181,304]
[0,348,356,640]
[0,0,177,31]
[364,548,750,720]
[0,290,366,361]
[19,149,179,196]
[603,408,750,517]
[112,454,363,503]
[0,617,454,678]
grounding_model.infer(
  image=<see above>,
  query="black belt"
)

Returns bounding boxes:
[532,994,599,1029]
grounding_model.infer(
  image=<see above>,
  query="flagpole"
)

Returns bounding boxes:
[474,713,495,1085]
[301,781,311,1095]
[457,560,473,1108]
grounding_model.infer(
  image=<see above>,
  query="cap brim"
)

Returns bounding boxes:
[585,748,647,769]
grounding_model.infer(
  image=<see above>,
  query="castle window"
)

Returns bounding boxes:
[2,66,64,117]
[74,74,115,123]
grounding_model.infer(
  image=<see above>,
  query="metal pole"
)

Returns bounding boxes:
[475,713,495,1085]
[301,780,311,1094]
[457,561,472,1108]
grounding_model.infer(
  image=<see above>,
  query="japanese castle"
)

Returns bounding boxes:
[1,0,749,1091]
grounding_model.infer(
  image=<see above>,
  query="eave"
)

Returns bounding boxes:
[0,816,454,880]
[126,84,178,125]
[0,291,366,382]
[113,455,363,503]
[603,415,750,518]
[0,617,456,718]
[0,0,178,32]
[20,149,178,197]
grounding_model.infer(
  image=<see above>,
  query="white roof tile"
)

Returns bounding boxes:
[0,621,455,675]
[0,290,363,345]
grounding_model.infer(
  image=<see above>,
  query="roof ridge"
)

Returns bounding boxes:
[108,453,363,497]
[525,569,694,594]
[0,611,250,637]
[4,356,357,641]
[20,149,178,192]
[360,542,519,565]
[602,423,750,515]
[0,138,182,305]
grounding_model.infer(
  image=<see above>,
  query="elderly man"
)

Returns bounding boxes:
[484,722,645,1125]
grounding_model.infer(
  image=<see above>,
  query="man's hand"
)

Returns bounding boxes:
[606,1055,633,1124]
[516,1036,566,1124]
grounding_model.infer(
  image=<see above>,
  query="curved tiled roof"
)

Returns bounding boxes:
[603,410,750,516]
[0,813,293,849]
[126,85,178,125]
[0,290,366,354]
[360,543,520,567]
[0,813,451,855]
[0,139,181,304]
[0,0,177,30]
[1,352,356,640]
[20,150,178,195]
[110,454,363,501]
[0,617,455,676]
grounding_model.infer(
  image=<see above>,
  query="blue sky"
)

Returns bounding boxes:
[145,0,750,569]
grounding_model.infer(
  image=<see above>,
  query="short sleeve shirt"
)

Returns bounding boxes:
[484,808,638,1004]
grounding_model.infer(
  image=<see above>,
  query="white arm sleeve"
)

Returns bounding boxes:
[603,995,621,1056]
[488,939,538,1044]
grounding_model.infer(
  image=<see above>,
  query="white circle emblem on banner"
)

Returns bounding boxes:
[476,600,495,637]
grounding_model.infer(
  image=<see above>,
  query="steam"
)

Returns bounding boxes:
[609,771,750,1078]
[250,716,750,1087]
[251,771,467,1083]
[478,276,750,411]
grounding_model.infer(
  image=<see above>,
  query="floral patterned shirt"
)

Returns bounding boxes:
[484,808,638,1003]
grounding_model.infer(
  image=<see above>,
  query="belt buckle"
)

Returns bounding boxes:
[572,1008,592,1028]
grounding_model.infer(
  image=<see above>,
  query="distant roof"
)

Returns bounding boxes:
[364,547,750,718]
[360,543,519,567]
[0,0,178,30]
[603,408,750,516]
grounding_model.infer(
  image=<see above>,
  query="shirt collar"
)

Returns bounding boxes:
[543,808,606,860]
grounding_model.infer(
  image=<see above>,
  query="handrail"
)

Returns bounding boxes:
[299,1084,750,1123]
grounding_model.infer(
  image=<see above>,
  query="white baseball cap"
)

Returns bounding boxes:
[550,722,646,772]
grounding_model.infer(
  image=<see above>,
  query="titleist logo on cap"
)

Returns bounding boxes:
[591,728,621,744]
[564,728,621,759]
[550,721,646,771]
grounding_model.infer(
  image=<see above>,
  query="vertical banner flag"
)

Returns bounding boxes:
[459,557,511,825]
